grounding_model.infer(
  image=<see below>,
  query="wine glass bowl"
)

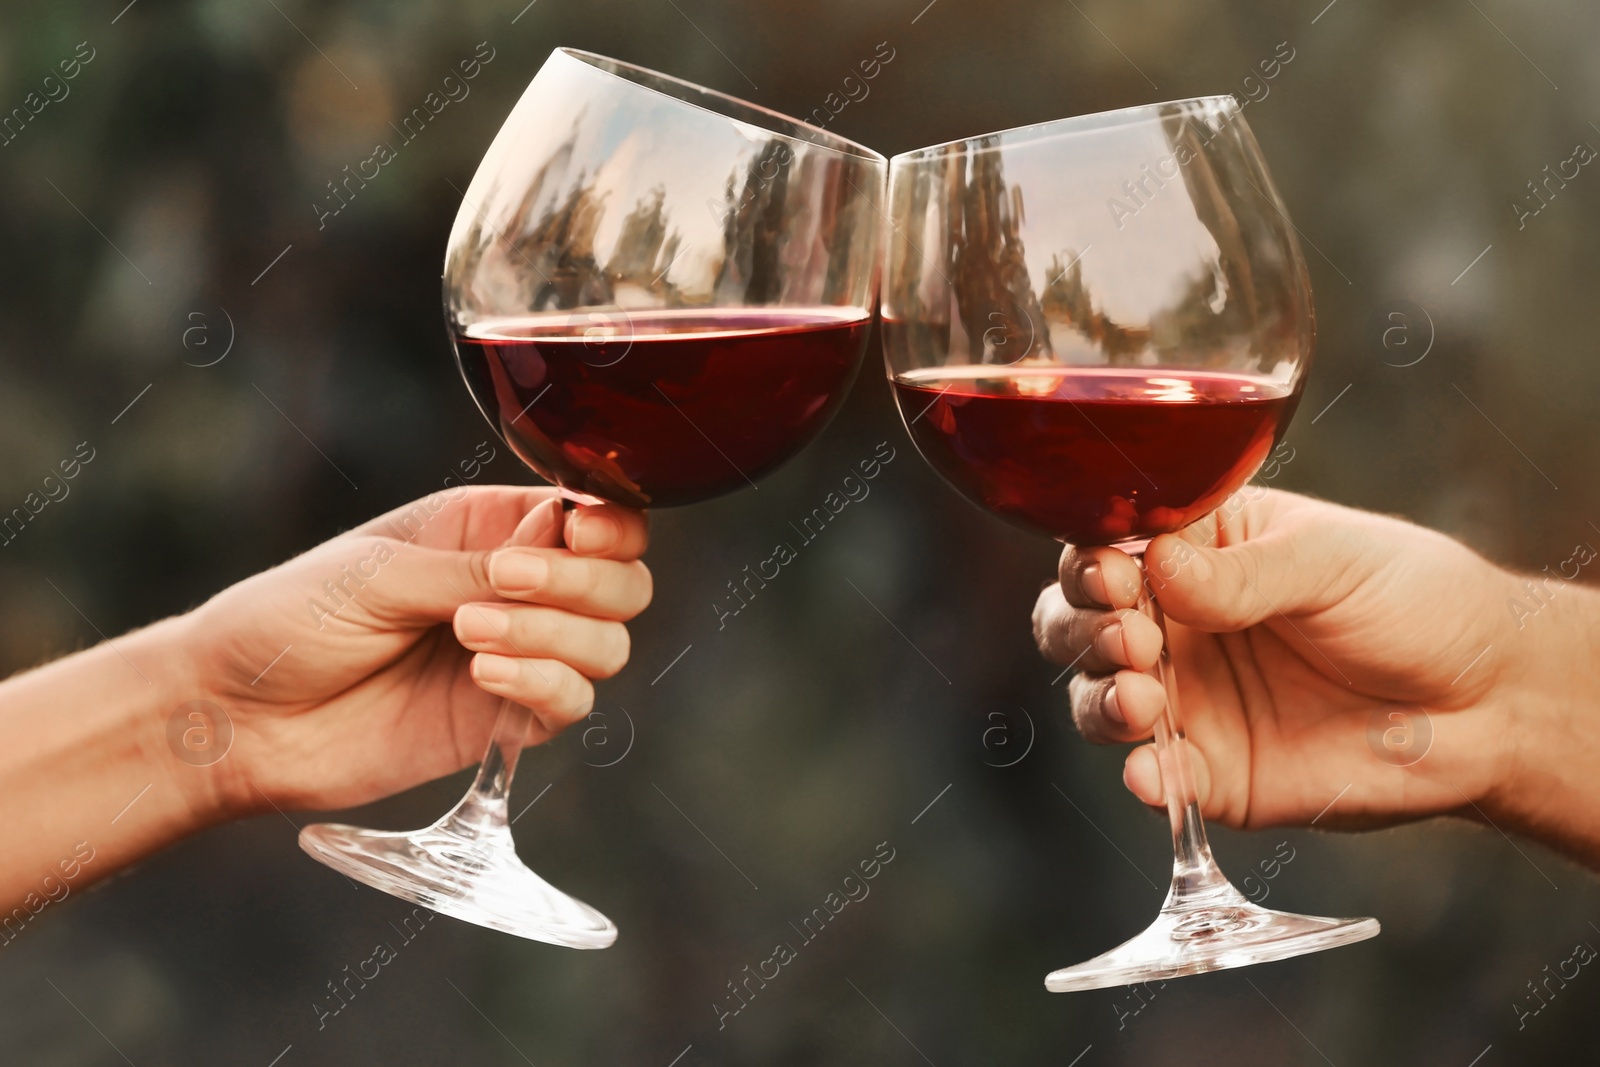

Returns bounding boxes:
[300,47,885,946]
[445,48,885,509]
[882,97,1377,990]
[884,96,1310,546]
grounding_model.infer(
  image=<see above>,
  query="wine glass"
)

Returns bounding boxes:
[299,48,885,947]
[881,96,1379,990]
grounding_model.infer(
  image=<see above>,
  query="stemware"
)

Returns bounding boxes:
[881,96,1379,990]
[300,47,885,947]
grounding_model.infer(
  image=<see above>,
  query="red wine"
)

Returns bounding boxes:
[455,308,870,508]
[892,366,1298,544]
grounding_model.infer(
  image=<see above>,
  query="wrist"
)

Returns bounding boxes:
[152,609,263,825]
[1479,577,1600,864]
[125,613,243,831]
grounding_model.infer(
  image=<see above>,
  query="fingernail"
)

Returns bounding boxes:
[490,551,548,593]
[570,512,619,554]
[472,653,520,685]
[1094,620,1125,663]
[1081,563,1109,605]
[1104,685,1125,725]
[456,605,510,644]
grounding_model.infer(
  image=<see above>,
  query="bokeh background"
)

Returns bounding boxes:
[2,0,1598,1063]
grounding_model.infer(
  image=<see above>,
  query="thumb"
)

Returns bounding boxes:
[352,497,567,627]
[348,543,497,628]
[506,496,565,549]
[1144,527,1346,633]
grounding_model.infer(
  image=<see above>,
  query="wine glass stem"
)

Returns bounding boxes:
[439,495,574,840]
[1125,548,1236,909]
[440,698,530,836]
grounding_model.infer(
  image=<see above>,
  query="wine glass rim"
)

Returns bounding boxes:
[556,48,886,164]
[889,94,1242,164]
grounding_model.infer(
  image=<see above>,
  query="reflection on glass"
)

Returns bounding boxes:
[884,98,1307,380]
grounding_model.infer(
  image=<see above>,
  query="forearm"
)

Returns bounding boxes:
[0,614,224,916]
[1485,579,1600,868]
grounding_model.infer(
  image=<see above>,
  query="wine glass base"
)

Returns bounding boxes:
[1044,901,1378,992]
[299,820,618,950]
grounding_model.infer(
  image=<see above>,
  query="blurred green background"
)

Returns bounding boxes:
[2,0,1598,1063]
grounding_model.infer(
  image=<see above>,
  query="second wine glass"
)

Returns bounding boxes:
[882,96,1378,990]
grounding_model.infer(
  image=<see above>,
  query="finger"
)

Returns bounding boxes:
[1123,744,1165,807]
[1058,545,1145,610]
[488,550,652,620]
[468,654,596,735]
[564,504,649,560]
[1067,669,1167,743]
[454,603,631,678]
[1122,740,1215,814]
[1034,584,1163,673]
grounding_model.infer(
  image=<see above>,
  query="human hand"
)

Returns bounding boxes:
[1033,489,1534,833]
[179,486,651,816]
